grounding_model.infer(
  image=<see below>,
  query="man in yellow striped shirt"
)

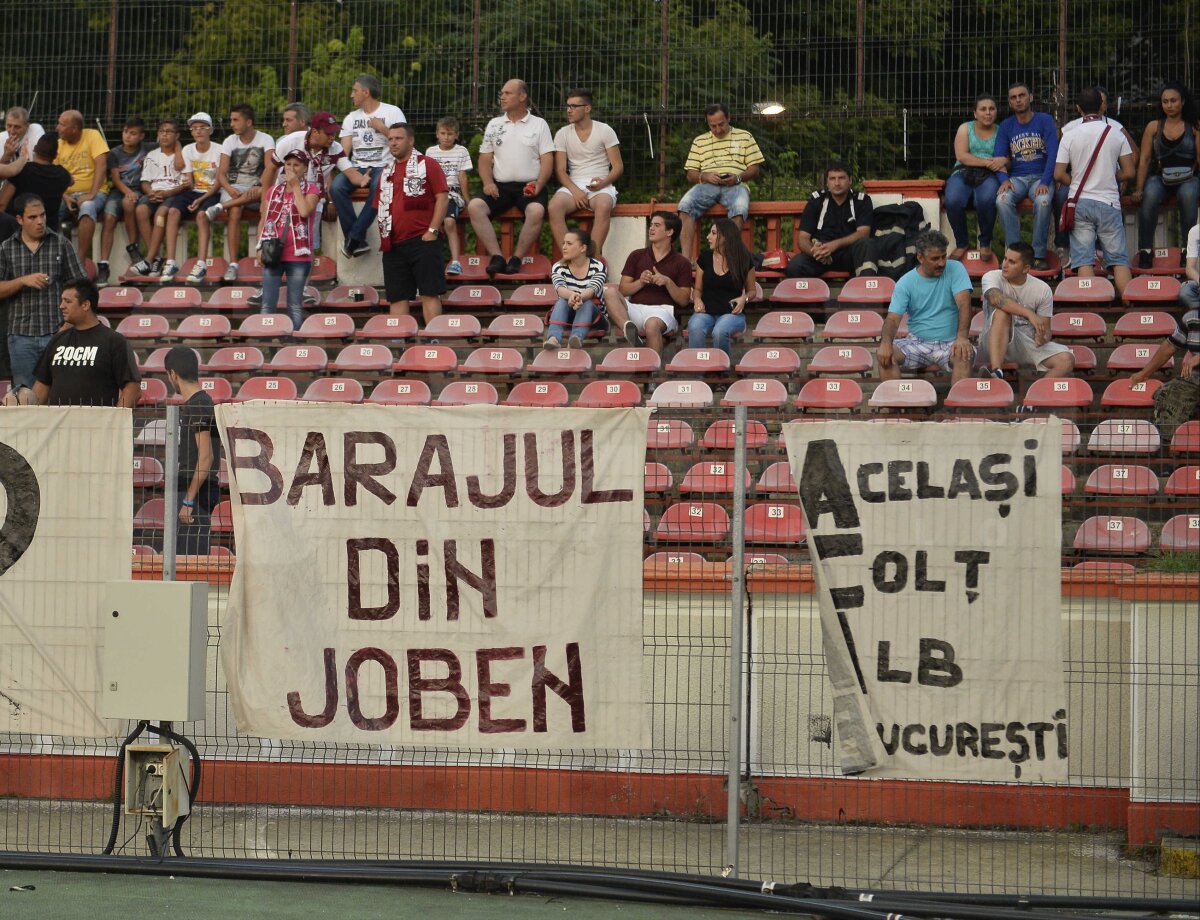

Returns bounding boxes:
[678,104,764,259]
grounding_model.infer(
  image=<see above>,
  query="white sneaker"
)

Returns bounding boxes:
[186,262,208,284]
[223,263,239,282]
[205,203,224,221]
[159,260,180,283]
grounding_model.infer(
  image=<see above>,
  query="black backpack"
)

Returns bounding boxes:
[871,202,929,280]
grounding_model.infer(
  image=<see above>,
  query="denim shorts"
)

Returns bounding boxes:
[677,182,750,220]
[1069,198,1129,268]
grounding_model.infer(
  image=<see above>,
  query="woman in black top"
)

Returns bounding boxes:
[1132,81,1199,264]
[687,218,755,356]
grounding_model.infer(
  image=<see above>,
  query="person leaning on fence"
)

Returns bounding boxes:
[31,278,140,407]
[994,82,1058,269]
[164,345,221,556]
[943,94,1004,261]
[423,116,473,276]
[547,227,606,350]
[677,103,764,261]
[603,209,693,355]
[977,241,1074,380]
[255,148,320,330]
[548,88,623,256]
[785,160,878,279]
[689,217,755,357]
[54,109,110,263]
[877,229,974,384]
[1131,81,1199,267]
[203,103,275,282]
[0,133,72,232]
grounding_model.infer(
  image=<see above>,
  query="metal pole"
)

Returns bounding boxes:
[1057,0,1068,124]
[471,0,481,120]
[104,0,118,125]
[724,404,748,876]
[287,0,299,104]
[658,0,669,199]
[162,405,179,581]
[855,0,865,111]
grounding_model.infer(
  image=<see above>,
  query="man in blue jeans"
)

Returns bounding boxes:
[994,82,1059,270]
[0,193,86,405]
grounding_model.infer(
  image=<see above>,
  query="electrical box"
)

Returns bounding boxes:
[101,581,207,723]
[124,743,191,825]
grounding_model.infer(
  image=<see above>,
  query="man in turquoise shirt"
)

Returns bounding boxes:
[877,229,974,383]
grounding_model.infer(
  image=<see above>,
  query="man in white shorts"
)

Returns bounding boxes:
[978,241,1074,379]
[602,210,693,355]
[202,103,275,281]
[877,229,974,383]
[548,88,623,255]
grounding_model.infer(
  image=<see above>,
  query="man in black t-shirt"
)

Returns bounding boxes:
[0,135,73,232]
[785,160,879,280]
[164,346,221,555]
[33,278,140,406]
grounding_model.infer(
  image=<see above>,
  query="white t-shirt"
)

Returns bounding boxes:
[340,103,406,168]
[1061,115,1125,135]
[0,122,45,161]
[140,148,184,192]
[181,142,222,193]
[1186,224,1199,262]
[554,120,619,188]
[272,130,348,188]
[479,112,554,183]
[221,130,275,187]
[1055,119,1132,208]
[981,269,1054,336]
[423,144,472,192]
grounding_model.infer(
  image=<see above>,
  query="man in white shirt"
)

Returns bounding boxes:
[329,74,406,258]
[0,107,44,165]
[548,88,623,255]
[467,79,554,276]
[202,103,275,281]
[1053,86,1136,300]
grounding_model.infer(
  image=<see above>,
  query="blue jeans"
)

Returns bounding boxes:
[687,312,746,356]
[997,174,1053,257]
[1137,175,1200,251]
[1181,280,1200,313]
[1069,199,1129,269]
[547,297,597,340]
[261,259,311,330]
[8,333,53,391]
[678,182,751,220]
[943,170,999,250]
[330,167,382,244]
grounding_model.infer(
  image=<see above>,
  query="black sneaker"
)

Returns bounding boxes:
[486,254,506,276]
[1032,257,1049,271]
[130,258,152,276]
[125,243,142,261]
[505,256,522,275]
[96,262,109,284]
[350,239,371,257]
[1136,250,1153,269]
[978,366,1004,380]
[150,257,165,276]
[247,291,263,308]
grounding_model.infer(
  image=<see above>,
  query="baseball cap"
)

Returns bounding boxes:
[309,111,338,134]
[283,148,311,164]
[188,112,213,127]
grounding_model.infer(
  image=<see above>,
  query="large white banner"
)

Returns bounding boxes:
[217,404,650,748]
[0,408,131,737]
[784,421,1068,782]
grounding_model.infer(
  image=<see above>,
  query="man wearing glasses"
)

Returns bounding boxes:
[548,88,623,256]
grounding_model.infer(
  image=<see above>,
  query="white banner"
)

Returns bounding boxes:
[217,404,650,748]
[784,421,1068,782]
[0,408,132,737]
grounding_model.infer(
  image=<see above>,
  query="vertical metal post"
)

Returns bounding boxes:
[287,0,299,104]
[471,0,482,120]
[1057,0,1068,123]
[855,0,865,111]
[162,405,179,581]
[658,0,669,199]
[104,0,118,125]
[725,404,748,875]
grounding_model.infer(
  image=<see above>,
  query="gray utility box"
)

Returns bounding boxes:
[101,581,207,723]
[124,742,191,825]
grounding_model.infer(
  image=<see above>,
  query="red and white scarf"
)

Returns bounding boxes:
[262,182,313,258]
[377,151,427,249]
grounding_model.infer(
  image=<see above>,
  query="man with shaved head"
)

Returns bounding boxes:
[54,109,110,261]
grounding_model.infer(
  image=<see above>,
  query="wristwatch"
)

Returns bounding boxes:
[427,227,438,234]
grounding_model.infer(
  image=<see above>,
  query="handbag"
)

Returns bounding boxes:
[1160,164,1196,186]
[260,237,284,267]
[1059,125,1111,234]
[958,167,991,188]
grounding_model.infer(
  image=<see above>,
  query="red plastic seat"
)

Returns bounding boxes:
[836,275,894,307]
[753,310,816,340]
[1053,276,1116,307]
[769,277,830,307]
[236,314,294,339]
[133,498,165,532]
[116,314,169,340]
[358,314,418,340]
[331,343,394,373]
[1101,378,1160,408]
[698,419,768,450]
[869,378,937,409]
[736,551,792,565]
[487,313,544,340]
[1072,515,1151,554]
[1051,312,1106,340]
[270,345,328,373]
[148,286,203,311]
[1022,377,1093,409]
[666,347,731,375]
[211,500,234,533]
[395,344,459,374]
[172,314,231,340]
[756,461,798,494]
[529,347,593,374]
[597,347,661,374]
[505,284,557,309]
[576,379,642,408]
[1084,464,1160,497]
[449,254,492,282]
[235,376,298,401]
[943,376,1015,409]
[1067,344,1097,371]
[1160,514,1200,551]
[306,255,336,283]
[735,346,801,375]
[137,378,168,406]
[648,379,714,408]
[1113,311,1177,339]
[98,286,143,311]
[504,380,569,407]
[459,346,525,375]
[186,377,233,404]
[1087,419,1161,454]
[822,310,884,340]
[654,502,730,542]
[496,253,552,282]
[1071,560,1137,574]
[807,344,873,375]
[1170,421,1200,455]
[141,346,200,375]
[1164,466,1200,497]
[644,551,705,566]
[134,419,168,446]
[235,256,265,283]
[297,313,356,340]
[366,379,432,406]
[302,377,364,403]
[644,462,673,495]
[720,378,789,408]
[1130,246,1182,276]
[444,284,502,310]
[795,377,864,410]
[205,346,264,374]
[321,284,381,309]
[1122,275,1182,306]
[745,502,806,544]
[433,380,499,406]
[1107,343,1170,372]
[206,286,257,311]
[1021,416,1082,454]
[679,461,751,495]
[646,418,694,451]
[420,313,481,340]
[1061,465,1075,496]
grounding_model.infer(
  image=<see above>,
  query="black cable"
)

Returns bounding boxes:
[742,579,753,782]
[101,720,148,855]
[142,723,201,858]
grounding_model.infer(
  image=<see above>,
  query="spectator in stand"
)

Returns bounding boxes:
[166,113,222,283]
[944,94,1004,261]
[0,134,71,231]
[330,74,406,258]
[164,345,221,555]
[0,107,45,164]
[977,241,1074,380]
[602,210,693,355]
[689,218,755,357]
[1053,86,1136,299]
[98,116,152,284]
[375,123,448,325]
[785,161,878,279]
[202,103,275,281]
[547,227,606,349]
[1184,222,1200,313]
[31,278,139,407]
[264,111,356,231]
[548,88,623,255]
[255,149,319,331]
[1130,287,1199,388]
[877,229,974,384]
[677,104,764,261]
[424,116,472,276]
[280,103,310,137]
[468,79,554,277]
[994,82,1058,269]
[54,109,110,262]
[137,119,190,283]
[1131,82,1199,267]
